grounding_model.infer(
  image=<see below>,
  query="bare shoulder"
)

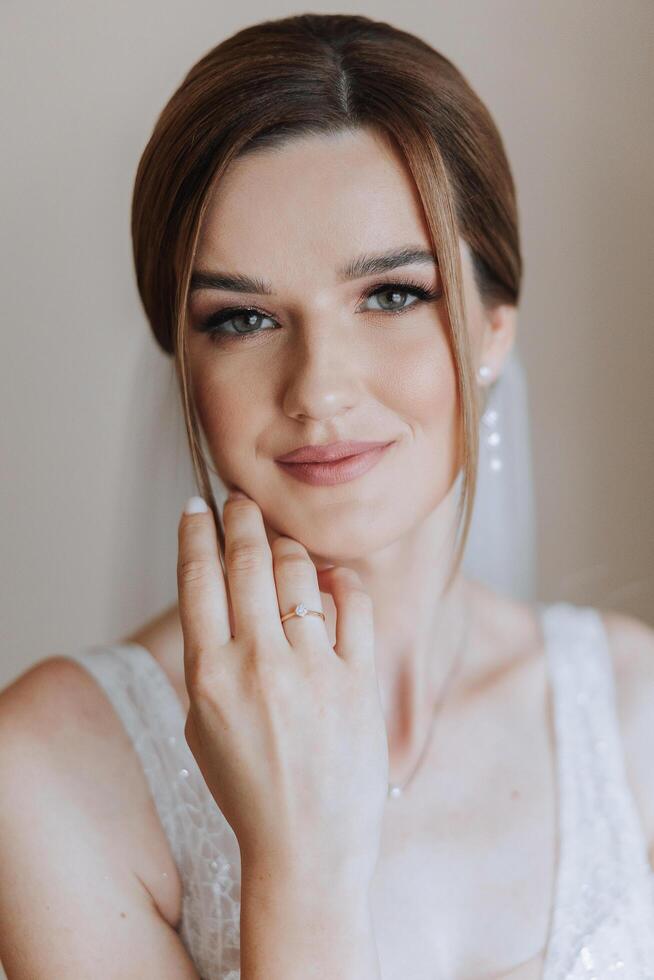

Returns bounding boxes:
[123,603,188,712]
[0,654,183,927]
[598,606,654,714]
[595,607,654,864]
[598,606,654,662]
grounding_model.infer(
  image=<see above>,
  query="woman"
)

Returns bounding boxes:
[1,12,653,980]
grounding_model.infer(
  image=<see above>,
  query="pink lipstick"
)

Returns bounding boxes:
[275,440,395,486]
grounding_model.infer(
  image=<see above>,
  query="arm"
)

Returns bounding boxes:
[0,657,200,979]
[239,862,381,979]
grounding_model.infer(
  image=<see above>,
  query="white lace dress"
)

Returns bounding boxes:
[62,602,654,979]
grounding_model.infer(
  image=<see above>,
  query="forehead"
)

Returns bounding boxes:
[194,127,433,279]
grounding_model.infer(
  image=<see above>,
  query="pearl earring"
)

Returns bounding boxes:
[477,364,502,473]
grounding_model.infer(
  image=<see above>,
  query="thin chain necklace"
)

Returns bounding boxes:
[387,603,471,800]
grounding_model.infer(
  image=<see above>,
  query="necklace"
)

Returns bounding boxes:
[387,605,471,800]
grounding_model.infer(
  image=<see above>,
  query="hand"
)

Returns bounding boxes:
[176,491,388,886]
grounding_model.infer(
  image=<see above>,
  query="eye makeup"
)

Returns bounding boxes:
[191,276,443,345]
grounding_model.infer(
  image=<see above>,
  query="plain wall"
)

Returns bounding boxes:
[1,1,653,976]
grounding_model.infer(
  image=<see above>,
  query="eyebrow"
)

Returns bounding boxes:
[189,245,437,295]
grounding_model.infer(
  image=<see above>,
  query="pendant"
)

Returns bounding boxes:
[388,783,403,799]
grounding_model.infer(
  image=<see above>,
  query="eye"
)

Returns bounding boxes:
[362,284,429,313]
[357,279,442,319]
[196,308,278,340]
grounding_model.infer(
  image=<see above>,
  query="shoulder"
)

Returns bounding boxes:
[0,654,116,746]
[597,606,654,705]
[0,654,182,927]
[595,606,654,865]
[122,603,188,712]
[599,604,654,650]
[0,651,156,753]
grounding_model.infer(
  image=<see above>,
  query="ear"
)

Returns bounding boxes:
[478,303,517,385]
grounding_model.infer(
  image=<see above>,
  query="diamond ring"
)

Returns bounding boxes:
[280,602,326,624]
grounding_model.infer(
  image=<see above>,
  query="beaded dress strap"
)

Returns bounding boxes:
[540,602,654,979]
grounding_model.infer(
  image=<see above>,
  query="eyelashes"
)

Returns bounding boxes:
[193,277,443,345]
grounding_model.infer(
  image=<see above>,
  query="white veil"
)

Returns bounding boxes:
[460,347,537,601]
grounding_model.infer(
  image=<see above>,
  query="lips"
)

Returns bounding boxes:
[275,441,395,486]
[275,440,393,463]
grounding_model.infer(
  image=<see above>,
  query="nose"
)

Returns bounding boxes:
[280,315,361,423]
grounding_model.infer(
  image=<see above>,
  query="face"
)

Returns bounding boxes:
[187,126,501,565]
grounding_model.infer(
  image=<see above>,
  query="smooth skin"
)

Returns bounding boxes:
[1,126,654,979]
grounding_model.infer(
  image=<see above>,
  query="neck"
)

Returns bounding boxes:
[304,479,476,775]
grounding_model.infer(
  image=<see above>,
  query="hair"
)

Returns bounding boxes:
[131,13,522,590]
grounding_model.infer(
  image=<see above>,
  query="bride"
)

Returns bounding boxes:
[1,13,653,980]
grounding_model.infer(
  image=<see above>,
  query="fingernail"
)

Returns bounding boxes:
[184,495,208,514]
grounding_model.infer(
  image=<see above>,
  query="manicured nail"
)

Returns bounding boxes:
[184,495,208,514]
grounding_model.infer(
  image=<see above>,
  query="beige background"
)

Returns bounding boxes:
[1,1,653,976]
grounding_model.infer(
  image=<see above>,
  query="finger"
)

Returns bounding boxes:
[270,537,327,648]
[222,495,288,645]
[317,567,375,670]
[177,497,231,677]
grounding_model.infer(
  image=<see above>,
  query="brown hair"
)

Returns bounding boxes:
[131,13,522,589]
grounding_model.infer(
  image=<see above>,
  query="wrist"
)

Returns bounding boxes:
[239,865,380,979]
[240,847,377,899]
[241,857,374,905]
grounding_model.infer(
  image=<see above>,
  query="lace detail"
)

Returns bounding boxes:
[63,644,241,980]
[62,601,654,978]
[540,603,654,979]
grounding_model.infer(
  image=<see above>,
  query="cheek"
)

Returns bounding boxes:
[191,366,259,475]
[382,329,458,431]
[380,329,462,499]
